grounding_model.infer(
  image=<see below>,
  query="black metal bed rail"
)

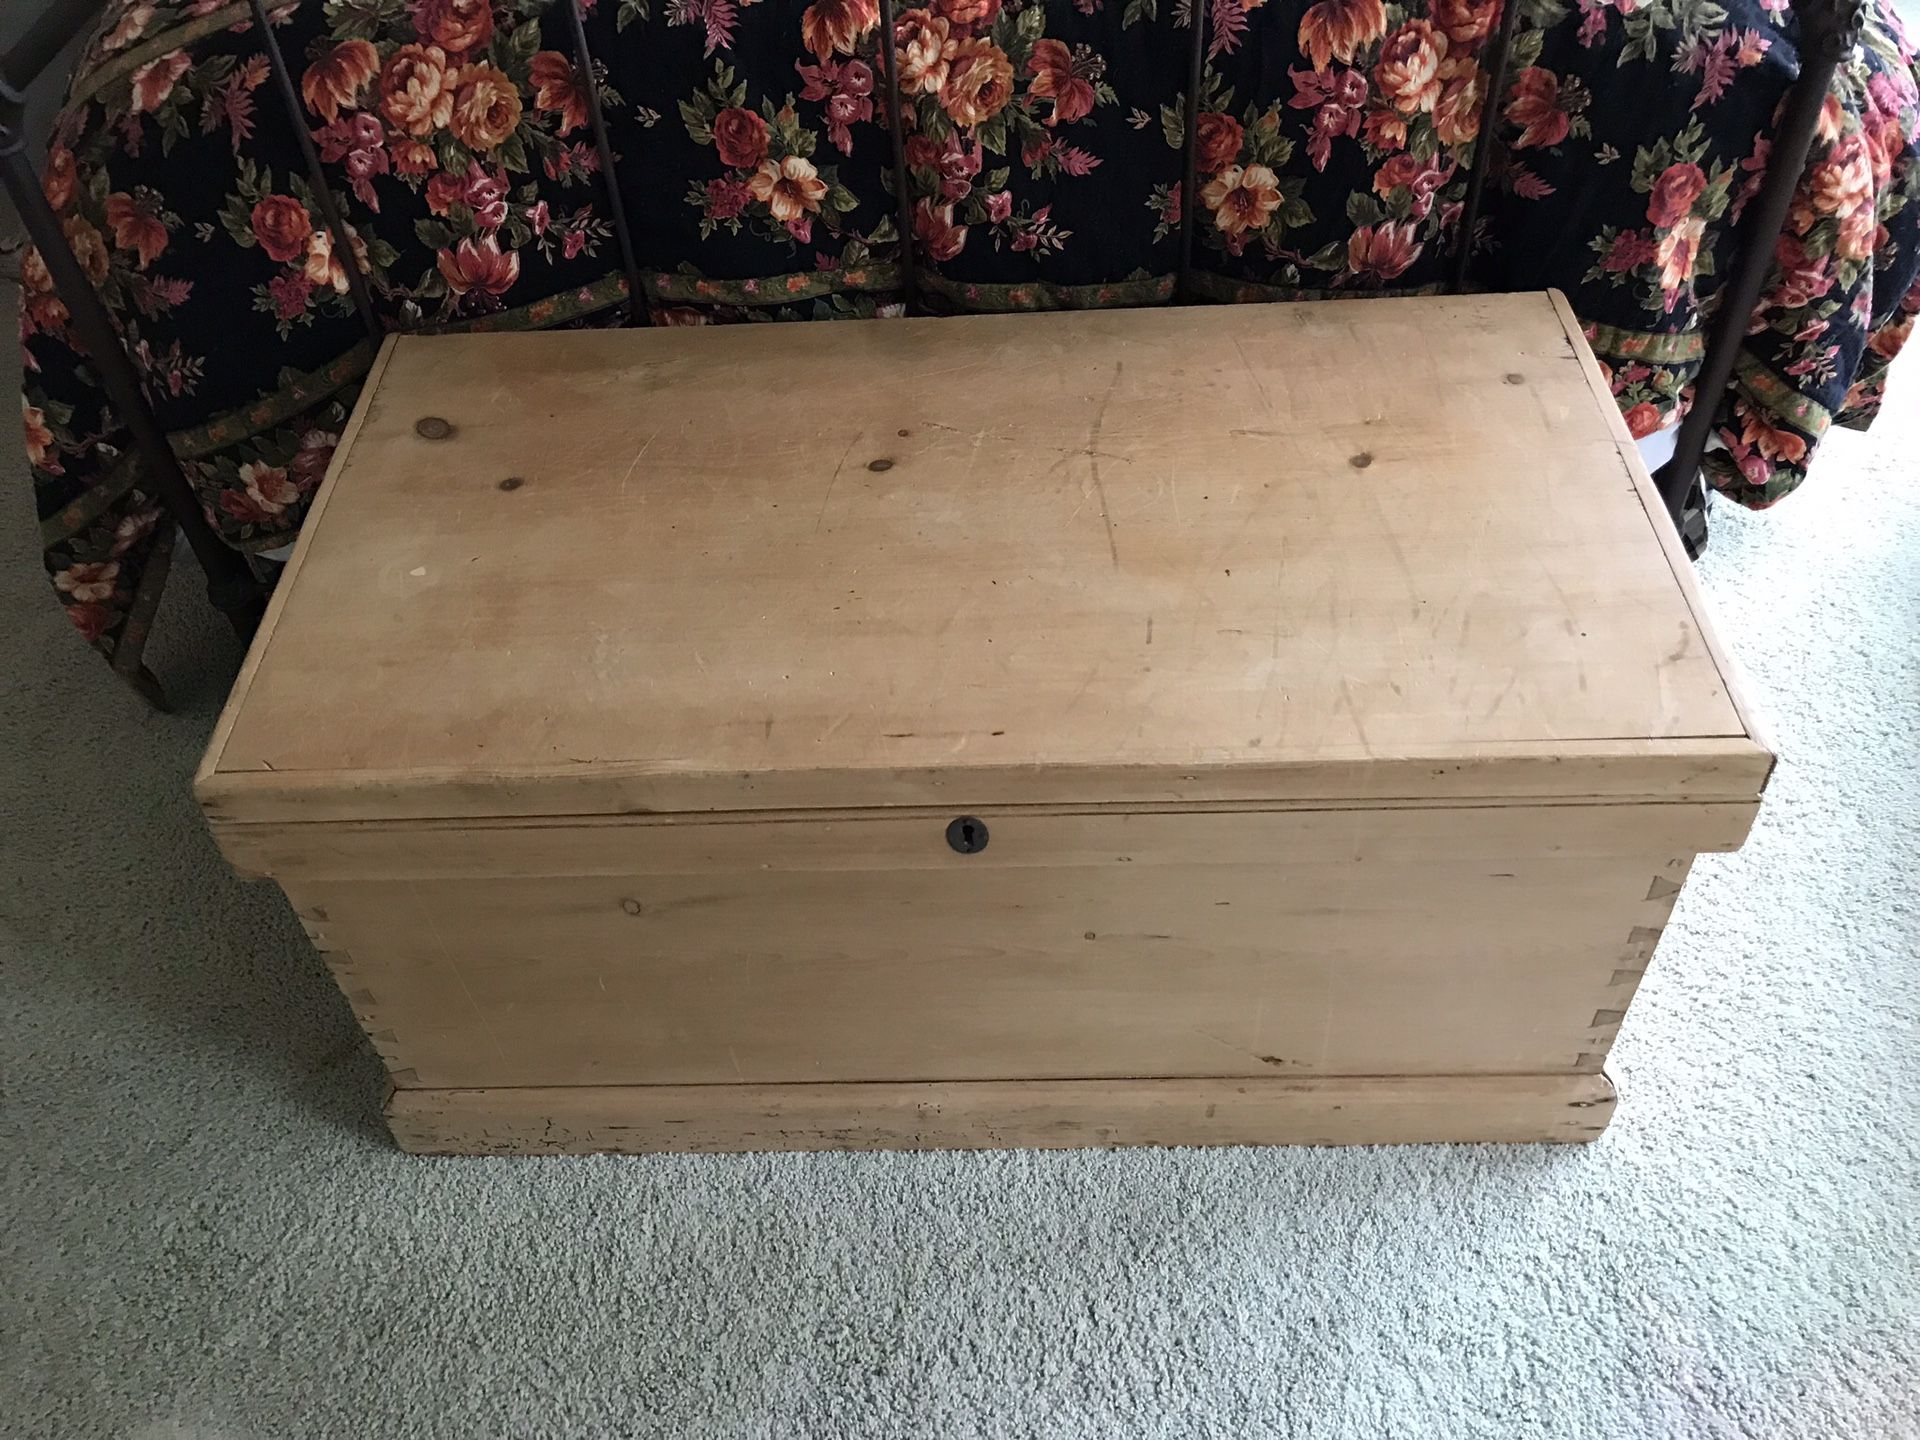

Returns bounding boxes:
[2,0,267,707]
[0,0,1868,708]
[1649,0,1866,528]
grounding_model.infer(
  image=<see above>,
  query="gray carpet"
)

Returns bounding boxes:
[3,283,1916,1439]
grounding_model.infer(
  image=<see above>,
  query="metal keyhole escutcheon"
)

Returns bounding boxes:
[946,816,989,854]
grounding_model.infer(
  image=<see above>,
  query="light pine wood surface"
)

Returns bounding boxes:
[195,292,1774,1152]
[281,808,1712,1089]
[198,292,1761,824]
[385,1074,1619,1154]
[220,798,1758,881]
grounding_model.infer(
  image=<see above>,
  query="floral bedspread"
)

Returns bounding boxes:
[20,0,1920,683]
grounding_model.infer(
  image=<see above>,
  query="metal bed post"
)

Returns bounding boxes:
[245,0,383,342]
[875,0,919,313]
[1449,0,1523,292]
[3,0,265,709]
[563,0,647,325]
[1177,0,1207,302]
[1653,0,1867,531]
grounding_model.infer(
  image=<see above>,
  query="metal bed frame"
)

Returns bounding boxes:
[0,0,1868,705]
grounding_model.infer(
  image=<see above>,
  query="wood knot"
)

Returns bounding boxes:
[1503,372,1526,385]
[498,476,525,491]
[867,458,894,472]
[620,898,644,916]
[1348,451,1373,469]
[414,416,454,440]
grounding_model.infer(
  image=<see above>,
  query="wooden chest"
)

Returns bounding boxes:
[197,292,1770,1155]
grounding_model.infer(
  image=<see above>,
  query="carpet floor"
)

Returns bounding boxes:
[2,289,1915,1438]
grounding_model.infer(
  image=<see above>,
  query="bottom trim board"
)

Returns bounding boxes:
[384,1073,1617,1155]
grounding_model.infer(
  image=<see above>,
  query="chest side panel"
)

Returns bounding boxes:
[276,803,1749,1089]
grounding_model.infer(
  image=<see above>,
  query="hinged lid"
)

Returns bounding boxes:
[197,293,1770,826]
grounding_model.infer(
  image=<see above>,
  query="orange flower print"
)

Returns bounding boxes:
[1504,67,1568,150]
[802,0,880,63]
[1298,0,1387,73]
[438,235,522,299]
[1027,40,1096,127]
[62,216,110,286]
[1622,402,1663,439]
[55,561,121,604]
[380,44,457,137]
[1432,0,1500,45]
[301,227,367,294]
[17,251,45,301]
[17,246,69,337]
[41,145,77,212]
[747,156,829,221]
[109,508,160,557]
[1372,151,1453,217]
[1734,399,1807,465]
[1816,92,1845,143]
[913,198,968,261]
[1810,133,1873,220]
[1835,204,1879,262]
[23,399,56,471]
[288,430,340,493]
[1201,164,1283,238]
[1767,233,1832,309]
[301,39,380,122]
[391,138,438,175]
[530,51,590,136]
[414,0,494,57]
[1348,220,1423,280]
[1863,111,1900,192]
[1867,304,1913,360]
[1645,162,1706,228]
[102,4,156,53]
[448,63,524,152]
[240,461,299,516]
[713,108,771,169]
[1194,112,1245,173]
[1363,107,1408,151]
[104,192,168,271]
[1432,62,1484,146]
[66,601,116,643]
[940,39,1014,127]
[1375,21,1449,115]
[895,10,956,95]
[129,51,191,114]
[1655,216,1704,306]
[251,195,312,264]
[933,0,1002,26]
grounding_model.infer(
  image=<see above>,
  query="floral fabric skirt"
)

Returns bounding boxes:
[20,0,1920,686]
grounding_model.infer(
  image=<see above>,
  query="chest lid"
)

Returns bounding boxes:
[197,293,1769,826]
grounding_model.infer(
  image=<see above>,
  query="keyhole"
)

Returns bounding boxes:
[946,815,989,854]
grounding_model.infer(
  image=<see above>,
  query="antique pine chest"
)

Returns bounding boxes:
[197,292,1771,1155]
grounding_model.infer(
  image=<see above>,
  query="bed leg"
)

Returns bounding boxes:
[1652,0,1867,528]
[0,106,265,673]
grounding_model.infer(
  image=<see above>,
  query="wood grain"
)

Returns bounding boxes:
[384,1073,1619,1153]
[198,293,1760,824]
[1546,290,1775,759]
[199,737,1774,829]
[193,294,1771,1153]
[278,805,1724,1089]
[227,798,1758,880]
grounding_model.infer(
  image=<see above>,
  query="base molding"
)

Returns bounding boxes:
[384,1072,1617,1155]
